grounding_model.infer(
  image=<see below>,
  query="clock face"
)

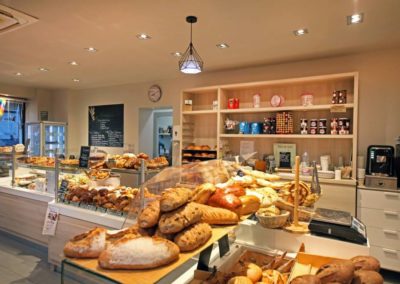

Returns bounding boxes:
[148,85,162,102]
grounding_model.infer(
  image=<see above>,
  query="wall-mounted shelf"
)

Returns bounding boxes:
[219,134,354,139]
[220,103,354,114]
[182,110,218,115]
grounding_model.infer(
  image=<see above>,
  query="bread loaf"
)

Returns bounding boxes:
[98,235,179,269]
[64,227,106,258]
[154,227,175,241]
[158,202,202,234]
[207,189,242,213]
[239,195,260,215]
[196,203,239,225]
[351,256,380,272]
[352,270,384,284]
[174,222,212,252]
[138,199,160,228]
[227,276,253,284]
[191,183,215,204]
[160,187,193,212]
[291,275,321,284]
[316,260,355,284]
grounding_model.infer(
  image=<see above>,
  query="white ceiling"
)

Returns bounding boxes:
[0,0,400,90]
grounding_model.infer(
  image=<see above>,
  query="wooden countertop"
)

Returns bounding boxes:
[64,225,235,284]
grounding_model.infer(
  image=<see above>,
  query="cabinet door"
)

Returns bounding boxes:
[358,189,400,210]
[315,183,356,216]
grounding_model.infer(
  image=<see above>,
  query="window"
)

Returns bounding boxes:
[0,98,25,147]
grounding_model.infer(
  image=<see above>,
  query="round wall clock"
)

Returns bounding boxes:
[148,85,162,102]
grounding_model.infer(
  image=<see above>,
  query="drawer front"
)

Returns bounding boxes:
[370,246,400,272]
[365,177,397,189]
[359,208,400,229]
[358,189,400,210]
[367,227,400,250]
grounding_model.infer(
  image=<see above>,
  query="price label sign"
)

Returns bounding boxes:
[42,206,60,236]
[79,146,91,168]
[59,179,69,193]
[330,105,347,113]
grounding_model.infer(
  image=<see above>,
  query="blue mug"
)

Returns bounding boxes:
[251,122,262,134]
[239,122,250,134]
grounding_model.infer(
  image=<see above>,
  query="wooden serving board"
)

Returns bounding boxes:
[65,225,236,284]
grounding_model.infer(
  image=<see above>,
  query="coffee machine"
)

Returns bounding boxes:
[365,145,397,189]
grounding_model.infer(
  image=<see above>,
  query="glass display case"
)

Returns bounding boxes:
[26,121,67,157]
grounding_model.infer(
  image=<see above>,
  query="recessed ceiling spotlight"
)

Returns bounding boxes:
[293,28,308,36]
[38,67,49,72]
[85,47,98,52]
[136,33,151,40]
[15,72,22,76]
[72,78,80,82]
[69,61,78,66]
[347,13,364,25]
[171,52,182,57]
[216,43,230,49]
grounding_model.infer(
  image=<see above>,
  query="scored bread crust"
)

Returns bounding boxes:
[98,236,179,269]
[195,203,239,225]
[174,222,212,252]
[64,227,106,258]
[138,199,161,228]
[158,202,202,234]
[160,187,193,212]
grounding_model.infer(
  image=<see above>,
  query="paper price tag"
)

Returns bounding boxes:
[330,105,347,113]
[42,206,60,236]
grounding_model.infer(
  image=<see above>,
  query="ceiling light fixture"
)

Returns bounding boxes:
[171,52,182,57]
[69,61,78,66]
[136,33,151,40]
[38,67,49,72]
[216,43,229,49]
[179,16,203,74]
[85,47,97,52]
[347,13,364,25]
[293,28,308,36]
[73,79,80,82]
[15,72,22,76]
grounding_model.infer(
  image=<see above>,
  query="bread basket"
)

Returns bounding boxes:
[256,210,290,229]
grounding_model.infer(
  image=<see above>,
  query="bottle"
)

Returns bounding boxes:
[301,152,310,175]
[253,93,261,108]
[395,136,400,188]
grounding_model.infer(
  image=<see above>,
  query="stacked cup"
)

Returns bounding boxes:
[357,168,366,186]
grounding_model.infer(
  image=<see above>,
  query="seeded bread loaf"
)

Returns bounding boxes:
[158,202,202,234]
[160,187,193,212]
[316,260,355,284]
[352,270,384,284]
[174,222,212,252]
[138,199,160,228]
[154,227,175,241]
[351,256,380,272]
[64,227,106,258]
[195,203,239,225]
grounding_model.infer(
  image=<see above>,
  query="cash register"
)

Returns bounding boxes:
[309,208,367,245]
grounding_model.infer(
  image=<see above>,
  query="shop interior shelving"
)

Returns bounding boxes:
[180,72,359,176]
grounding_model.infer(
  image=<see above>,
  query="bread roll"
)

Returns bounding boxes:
[196,203,239,225]
[174,222,212,252]
[98,235,179,269]
[154,227,175,241]
[191,183,215,204]
[351,256,380,272]
[227,276,253,284]
[352,270,384,284]
[239,195,261,215]
[160,187,193,212]
[291,275,321,284]
[138,199,160,228]
[316,260,355,284]
[64,227,106,258]
[158,202,202,234]
[207,189,242,213]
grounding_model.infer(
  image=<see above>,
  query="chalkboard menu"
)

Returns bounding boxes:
[88,104,124,147]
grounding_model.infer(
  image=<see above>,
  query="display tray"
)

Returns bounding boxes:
[182,149,217,153]
[62,225,235,284]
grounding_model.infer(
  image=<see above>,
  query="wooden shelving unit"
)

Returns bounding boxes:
[180,72,359,176]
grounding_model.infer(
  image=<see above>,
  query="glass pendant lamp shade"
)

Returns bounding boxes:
[179,16,203,74]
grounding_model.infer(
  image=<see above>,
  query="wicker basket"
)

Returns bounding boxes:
[256,210,290,229]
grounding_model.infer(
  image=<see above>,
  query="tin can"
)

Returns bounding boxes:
[310,119,318,128]
[318,119,327,128]
[332,91,339,104]
[338,90,347,104]
[330,118,338,129]
[331,129,338,135]
[228,98,235,109]
[318,127,327,135]
[234,98,240,109]
[300,118,308,129]
[301,128,308,135]
[239,122,250,134]
[310,127,318,135]
[251,122,262,134]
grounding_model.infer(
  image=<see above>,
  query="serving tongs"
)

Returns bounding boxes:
[310,161,321,195]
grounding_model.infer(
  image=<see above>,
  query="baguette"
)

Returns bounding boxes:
[64,227,106,258]
[138,199,160,228]
[158,202,202,234]
[196,203,239,225]
[160,187,193,212]
[174,222,212,252]
[98,235,179,269]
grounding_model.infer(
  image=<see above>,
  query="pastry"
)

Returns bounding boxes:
[194,146,202,150]
[224,185,246,197]
[243,262,262,282]
[196,203,239,225]
[160,187,193,212]
[207,188,242,213]
[227,276,253,284]
[154,227,175,241]
[174,222,212,252]
[351,256,380,272]
[239,195,261,215]
[138,199,160,228]
[316,260,355,284]
[191,183,215,204]
[352,270,384,284]
[261,269,285,284]
[291,275,321,284]
[64,227,106,258]
[98,236,179,269]
[14,144,25,153]
[201,145,211,150]
[158,202,202,234]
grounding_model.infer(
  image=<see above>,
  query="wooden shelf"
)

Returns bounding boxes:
[220,104,354,114]
[182,110,217,115]
[219,134,354,139]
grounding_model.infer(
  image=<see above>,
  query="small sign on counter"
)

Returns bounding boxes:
[79,146,91,168]
[42,205,60,236]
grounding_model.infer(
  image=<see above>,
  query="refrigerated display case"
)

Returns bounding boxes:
[26,121,67,157]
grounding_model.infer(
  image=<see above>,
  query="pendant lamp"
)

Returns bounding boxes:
[179,16,203,74]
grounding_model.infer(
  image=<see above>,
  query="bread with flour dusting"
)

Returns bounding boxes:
[64,227,106,258]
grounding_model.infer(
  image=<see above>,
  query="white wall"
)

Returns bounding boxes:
[138,108,154,155]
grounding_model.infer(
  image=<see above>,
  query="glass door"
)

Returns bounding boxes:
[44,123,66,157]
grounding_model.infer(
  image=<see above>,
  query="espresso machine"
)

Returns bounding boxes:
[365,145,397,189]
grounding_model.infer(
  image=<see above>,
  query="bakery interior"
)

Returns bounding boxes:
[0,0,400,283]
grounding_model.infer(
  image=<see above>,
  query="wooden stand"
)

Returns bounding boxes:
[284,156,310,234]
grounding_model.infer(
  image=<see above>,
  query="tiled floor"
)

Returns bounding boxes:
[0,230,399,284]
